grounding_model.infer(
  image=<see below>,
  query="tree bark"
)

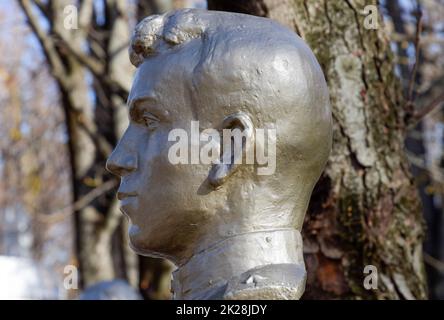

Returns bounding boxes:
[208,0,427,299]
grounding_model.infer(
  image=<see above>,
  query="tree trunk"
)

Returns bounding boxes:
[50,0,117,286]
[208,0,427,299]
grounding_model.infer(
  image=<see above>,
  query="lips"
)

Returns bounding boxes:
[117,186,138,218]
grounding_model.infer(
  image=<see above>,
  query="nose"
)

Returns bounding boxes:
[106,145,138,177]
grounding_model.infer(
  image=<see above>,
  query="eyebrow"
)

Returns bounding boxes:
[128,95,157,111]
[128,96,169,121]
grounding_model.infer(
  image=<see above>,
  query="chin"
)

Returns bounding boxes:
[127,224,151,255]
[127,224,178,263]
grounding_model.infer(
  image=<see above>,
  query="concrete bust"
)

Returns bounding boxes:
[106,8,332,300]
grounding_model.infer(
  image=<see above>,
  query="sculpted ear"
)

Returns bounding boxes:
[208,112,255,188]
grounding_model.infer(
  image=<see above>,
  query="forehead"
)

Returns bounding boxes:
[127,52,193,110]
[128,58,168,107]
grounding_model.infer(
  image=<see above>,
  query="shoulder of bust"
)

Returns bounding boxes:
[221,263,306,300]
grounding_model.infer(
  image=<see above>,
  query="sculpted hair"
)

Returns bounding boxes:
[129,9,207,67]
[129,8,297,67]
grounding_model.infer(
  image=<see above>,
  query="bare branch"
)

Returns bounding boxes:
[424,253,444,273]
[412,91,444,121]
[53,30,105,76]
[36,179,119,224]
[53,31,129,101]
[407,75,444,127]
[79,0,94,30]
[76,118,114,157]
[18,0,66,84]
[100,198,122,237]
[33,0,50,19]
[406,10,423,108]
[391,32,444,45]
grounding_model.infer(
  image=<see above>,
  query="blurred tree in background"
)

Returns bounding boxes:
[0,2,72,298]
[208,0,429,299]
[0,0,443,299]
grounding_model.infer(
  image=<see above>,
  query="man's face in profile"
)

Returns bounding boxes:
[106,47,215,261]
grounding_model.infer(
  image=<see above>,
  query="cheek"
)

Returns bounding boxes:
[137,130,189,190]
[136,128,210,204]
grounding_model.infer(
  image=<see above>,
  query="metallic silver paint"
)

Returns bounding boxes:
[106,9,332,300]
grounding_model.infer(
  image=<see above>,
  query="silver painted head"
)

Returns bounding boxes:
[106,8,332,299]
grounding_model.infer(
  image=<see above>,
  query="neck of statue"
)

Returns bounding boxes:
[171,228,306,300]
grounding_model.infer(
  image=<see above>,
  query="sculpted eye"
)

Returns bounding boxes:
[142,112,160,130]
